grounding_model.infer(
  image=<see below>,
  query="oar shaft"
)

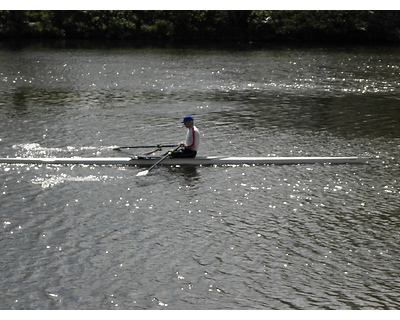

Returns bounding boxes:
[143,148,161,156]
[113,144,176,150]
[136,145,180,176]
[147,146,180,172]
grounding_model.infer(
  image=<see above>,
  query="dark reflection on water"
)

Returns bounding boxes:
[207,90,400,138]
[1,42,400,310]
[168,166,200,181]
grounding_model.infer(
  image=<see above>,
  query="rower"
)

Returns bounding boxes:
[170,115,200,158]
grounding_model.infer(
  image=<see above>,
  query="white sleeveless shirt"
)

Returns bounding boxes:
[185,125,200,151]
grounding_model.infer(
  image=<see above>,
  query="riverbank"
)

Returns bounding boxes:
[1,10,399,45]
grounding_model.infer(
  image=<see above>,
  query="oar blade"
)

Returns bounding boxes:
[136,170,149,177]
[136,145,180,177]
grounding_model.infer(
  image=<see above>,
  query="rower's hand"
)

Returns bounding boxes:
[179,142,185,147]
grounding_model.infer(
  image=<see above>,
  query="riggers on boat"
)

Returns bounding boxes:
[0,156,369,166]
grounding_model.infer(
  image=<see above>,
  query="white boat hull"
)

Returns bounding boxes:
[0,156,368,166]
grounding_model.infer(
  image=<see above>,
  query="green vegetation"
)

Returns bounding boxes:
[0,10,399,44]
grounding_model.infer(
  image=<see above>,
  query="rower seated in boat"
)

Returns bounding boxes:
[170,115,200,158]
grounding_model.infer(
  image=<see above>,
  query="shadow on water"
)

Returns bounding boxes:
[130,165,200,188]
[167,165,200,184]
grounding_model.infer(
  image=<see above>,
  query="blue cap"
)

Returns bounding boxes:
[181,115,193,123]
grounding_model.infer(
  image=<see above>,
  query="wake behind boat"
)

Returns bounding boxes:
[0,155,369,166]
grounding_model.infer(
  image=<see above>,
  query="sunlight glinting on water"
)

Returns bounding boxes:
[1,44,400,309]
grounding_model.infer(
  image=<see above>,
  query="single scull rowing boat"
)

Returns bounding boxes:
[0,156,368,166]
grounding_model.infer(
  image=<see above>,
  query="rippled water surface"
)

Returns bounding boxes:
[1,41,399,310]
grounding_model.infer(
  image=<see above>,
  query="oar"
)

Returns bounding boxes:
[136,145,180,177]
[113,144,176,151]
[142,148,161,156]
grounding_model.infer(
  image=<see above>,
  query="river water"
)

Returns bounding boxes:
[1,41,399,310]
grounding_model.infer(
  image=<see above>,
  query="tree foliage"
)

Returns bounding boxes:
[0,10,399,44]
